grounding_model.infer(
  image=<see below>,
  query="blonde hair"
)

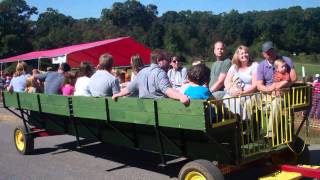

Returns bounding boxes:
[274,58,286,69]
[25,77,35,88]
[14,62,28,77]
[231,45,252,69]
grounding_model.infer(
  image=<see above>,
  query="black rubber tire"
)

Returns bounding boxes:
[178,159,224,180]
[13,125,34,155]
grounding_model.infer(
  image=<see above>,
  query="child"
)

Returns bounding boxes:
[179,64,229,123]
[25,77,37,93]
[273,58,290,82]
[273,58,290,96]
[61,75,75,96]
[115,70,127,89]
[179,64,211,99]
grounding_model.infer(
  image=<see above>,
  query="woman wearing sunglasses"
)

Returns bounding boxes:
[167,56,187,88]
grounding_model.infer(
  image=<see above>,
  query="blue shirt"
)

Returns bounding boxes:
[183,85,212,100]
[36,71,64,95]
[9,73,30,92]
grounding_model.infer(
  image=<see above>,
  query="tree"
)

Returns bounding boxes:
[101,0,157,31]
[0,0,37,58]
[32,8,75,50]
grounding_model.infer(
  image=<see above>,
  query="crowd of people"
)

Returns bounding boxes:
[4,40,318,132]
[1,41,297,100]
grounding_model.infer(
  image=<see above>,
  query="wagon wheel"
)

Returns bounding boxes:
[13,125,34,155]
[179,159,224,180]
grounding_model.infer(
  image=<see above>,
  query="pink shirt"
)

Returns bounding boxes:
[61,84,75,96]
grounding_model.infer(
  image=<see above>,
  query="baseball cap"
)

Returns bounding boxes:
[262,41,274,52]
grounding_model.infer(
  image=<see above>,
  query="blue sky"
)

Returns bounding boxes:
[27,0,320,19]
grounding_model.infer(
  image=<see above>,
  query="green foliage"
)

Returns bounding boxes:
[0,0,37,58]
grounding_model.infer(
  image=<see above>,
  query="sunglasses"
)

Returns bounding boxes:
[172,60,179,63]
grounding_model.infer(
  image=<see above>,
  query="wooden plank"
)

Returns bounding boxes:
[39,94,70,116]
[157,99,205,115]
[158,114,205,130]
[72,96,107,120]
[19,93,39,111]
[108,97,155,125]
[2,91,19,108]
[157,99,206,131]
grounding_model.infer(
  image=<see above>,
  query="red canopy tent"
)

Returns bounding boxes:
[0,37,151,68]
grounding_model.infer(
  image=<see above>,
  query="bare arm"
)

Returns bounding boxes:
[210,73,227,92]
[257,80,275,93]
[290,68,297,82]
[275,81,291,90]
[224,70,234,91]
[112,87,130,100]
[6,85,13,93]
[165,88,190,105]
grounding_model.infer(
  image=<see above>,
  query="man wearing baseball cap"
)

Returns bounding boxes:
[257,41,296,92]
[256,41,297,138]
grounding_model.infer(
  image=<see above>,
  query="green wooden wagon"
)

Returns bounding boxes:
[1,84,312,180]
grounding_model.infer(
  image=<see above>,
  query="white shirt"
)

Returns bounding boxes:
[167,67,187,88]
[74,76,91,96]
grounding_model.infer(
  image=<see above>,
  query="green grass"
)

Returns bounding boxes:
[294,62,320,80]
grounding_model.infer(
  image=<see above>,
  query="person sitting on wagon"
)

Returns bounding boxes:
[179,64,211,99]
[209,41,232,99]
[179,64,229,122]
[88,53,120,97]
[223,45,258,120]
[35,63,71,95]
[7,62,30,93]
[272,58,291,96]
[257,41,296,138]
[167,55,187,88]
[130,54,144,81]
[25,76,39,93]
[61,74,75,96]
[74,61,93,96]
[112,50,189,105]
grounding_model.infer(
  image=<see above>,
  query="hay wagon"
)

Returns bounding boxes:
[1,84,315,179]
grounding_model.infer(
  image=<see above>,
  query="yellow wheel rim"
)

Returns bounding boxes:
[15,129,25,152]
[185,171,206,180]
